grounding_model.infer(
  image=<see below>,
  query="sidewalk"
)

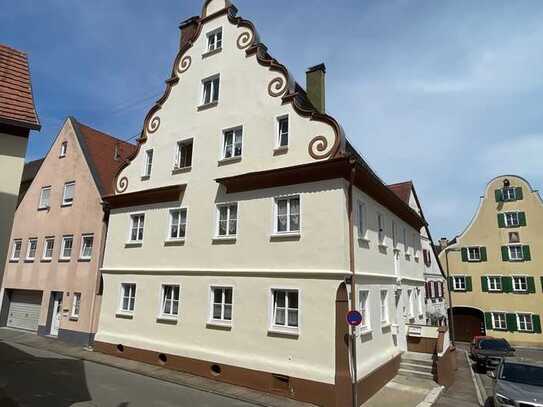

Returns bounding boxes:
[365,374,443,407]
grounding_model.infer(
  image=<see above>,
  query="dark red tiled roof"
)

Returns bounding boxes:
[388,181,413,204]
[0,44,40,130]
[71,118,137,196]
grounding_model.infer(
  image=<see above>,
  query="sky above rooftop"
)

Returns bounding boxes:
[3,0,542,240]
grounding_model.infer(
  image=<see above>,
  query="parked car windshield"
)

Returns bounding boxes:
[499,363,543,387]
[479,340,510,351]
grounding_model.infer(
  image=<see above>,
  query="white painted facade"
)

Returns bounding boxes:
[95,0,427,393]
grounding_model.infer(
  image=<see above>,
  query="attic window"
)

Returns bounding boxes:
[206,28,223,53]
[60,142,68,158]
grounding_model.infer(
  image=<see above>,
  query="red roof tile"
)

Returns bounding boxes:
[0,44,40,130]
[388,181,413,204]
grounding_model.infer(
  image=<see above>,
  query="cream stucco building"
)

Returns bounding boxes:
[94,1,434,405]
[440,175,543,347]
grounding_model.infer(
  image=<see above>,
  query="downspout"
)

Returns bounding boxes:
[347,157,358,407]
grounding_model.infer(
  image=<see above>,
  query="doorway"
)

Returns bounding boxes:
[450,306,485,342]
[49,292,63,337]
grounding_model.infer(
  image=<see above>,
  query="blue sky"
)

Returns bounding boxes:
[2,0,542,240]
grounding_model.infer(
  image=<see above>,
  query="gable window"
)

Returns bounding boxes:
[216,203,237,238]
[143,149,153,178]
[503,187,516,201]
[271,289,299,331]
[488,276,502,292]
[80,234,93,259]
[39,187,51,209]
[61,235,73,259]
[505,212,520,227]
[11,240,22,261]
[357,201,367,239]
[377,214,385,245]
[222,127,242,160]
[380,290,389,326]
[453,276,466,291]
[518,313,534,332]
[512,276,528,292]
[129,214,145,243]
[71,293,81,319]
[206,28,223,53]
[160,285,180,318]
[42,238,54,260]
[174,139,193,170]
[359,290,371,332]
[60,141,68,158]
[277,116,289,148]
[169,208,187,240]
[120,283,136,313]
[26,238,37,260]
[274,196,300,234]
[62,182,75,206]
[202,75,220,105]
[492,312,507,330]
[210,286,233,324]
[467,247,481,261]
[508,245,523,261]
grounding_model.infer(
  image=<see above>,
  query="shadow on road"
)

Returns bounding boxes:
[0,341,92,406]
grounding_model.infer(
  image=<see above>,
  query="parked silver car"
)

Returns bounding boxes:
[489,357,543,406]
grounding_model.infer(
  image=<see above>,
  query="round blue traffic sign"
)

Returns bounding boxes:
[347,310,363,326]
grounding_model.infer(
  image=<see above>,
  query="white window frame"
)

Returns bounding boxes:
[221,126,243,160]
[504,212,520,227]
[159,284,180,319]
[270,288,300,335]
[417,288,424,316]
[174,139,193,170]
[142,149,153,178]
[10,239,22,261]
[26,238,38,260]
[357,201,368,240]
[42,237,55,260]
[491,312,507,330]
[487,276,502,292]
[168,208,187,241]
[377,214,385,245]
[512,275,528,292]
[60,141,68,158]
[129,213,145,243]
[38,186,51,209]
[453,276,466,291]
[209,286,233,326]
[201,74,220,106]
[359,289,371,332]
[402,227,408,253]
[79,234,94,260]
[517,313,534,332]
[206,28,223,53]
[467,246,482,261]
[508,245,524,261]
[276,114,289,148]
[215,203,238,239]
[60,235,74,260]
[412,233,419,259]
[407,289,415,319]
[62,181,75,206]
[119,283,136,314]
[380,290,389,326]
[503,187,516,201]
[71,293,81,319]
[273,195,301,235]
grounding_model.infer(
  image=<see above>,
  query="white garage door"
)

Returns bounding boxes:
[7,290,42,332]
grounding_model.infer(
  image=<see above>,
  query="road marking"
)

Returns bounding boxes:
[464,350,484,406]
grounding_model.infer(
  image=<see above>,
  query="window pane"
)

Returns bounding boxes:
[275,291,285,307]
[224,288,232,304]
[219,220,227,236]
[277,216,288,232]
[224,304,232,320]
[213,289,222,303]
[288,292,298,308]
[290,215,300,231]
[212,78,220,101]
[290,198,300,216]
[228,220,237,235]
[277,200,287,216]
[287,310,298,327]
[172,301,179,315]
[213,304,222,319]
[275,309,285,325]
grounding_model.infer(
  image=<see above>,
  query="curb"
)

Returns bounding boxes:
[416,385,444,407]
[464,350,484,406]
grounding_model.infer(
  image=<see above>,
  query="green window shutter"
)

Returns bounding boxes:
[523,245,531,261]
[506,314,518,332]
[518,212,527,227]
[497,213,506,228]
[481,276,489,292]
[495,189,503,202]
[485,313,493,329]
[448,277,454,291]
[528,277,536,293]
[533,315,542,334]
[461,248,468,262]
[480,247,487,262]
[465,276,473,292]
[501,246,509,262]
[541,276,543,292]
[516,187,523,200]
[503,276,513,293]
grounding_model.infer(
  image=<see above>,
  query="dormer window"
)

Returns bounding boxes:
[60,142,68,158]
[201,75,220,106]
[503,187,516,201]
[206,28,223,53]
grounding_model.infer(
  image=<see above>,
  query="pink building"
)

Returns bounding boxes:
[0,117,135,345]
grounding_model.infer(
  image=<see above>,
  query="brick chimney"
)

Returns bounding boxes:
[306,63,326,113]
[179,16,199,50]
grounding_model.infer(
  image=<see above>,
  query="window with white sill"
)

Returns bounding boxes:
[174,140,193,169]
[505,212,520,227]
[71,293,81,319]
[359,290,370,332]
[467,247,481,261]
[169,208,187,240]
[271,289,299,331]
[216,204,237,238]
[206,28,222,52]
[502,187,516,201]
[80,234,93,259]
[492,312,507,330]
[62,182,75,206]
[377,214,385,244]
[512,276,528,292]
[274,196,300,234]
[402,227,408,253]
[60,141,68,157]
[143,149,153,178]
[517,313,534,332]
[222,127,242,160]
[61,235,73,259]
[202,75,220,105]
[380,290,389,325]
[129,214,145,243]
[210,286,233,324]
[277,116,289,148]
[160,285,180,318]
[39,187,51,209]
[488,276,502,291]
[453,276,466,291]
[43,238,54,260]
[357,201,367,239]
[120,283,136,313]
[508,245,523,261]
[11,240,22,260]
[26,238,37,260]
[392,221,398,249]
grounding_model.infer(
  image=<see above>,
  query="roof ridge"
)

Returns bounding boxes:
[0,44,28,56]
[71,117,134,147]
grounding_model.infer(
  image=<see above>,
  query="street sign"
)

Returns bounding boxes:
[346,310,363,327]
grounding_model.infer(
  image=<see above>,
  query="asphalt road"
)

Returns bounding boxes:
[0,340,257,407]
